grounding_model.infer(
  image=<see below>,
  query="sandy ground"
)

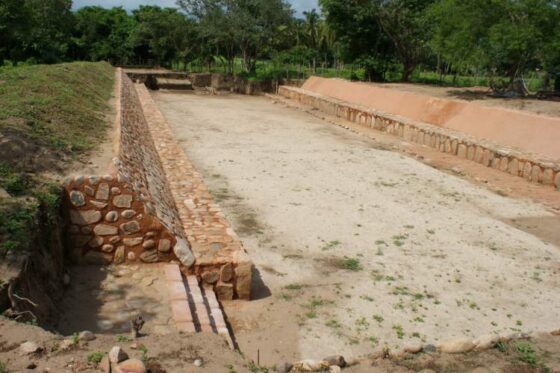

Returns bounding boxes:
[57,264,175,337]
[377,82,560,118]
[154,91,560,366]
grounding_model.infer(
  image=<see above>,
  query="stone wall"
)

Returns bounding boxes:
[278,86,560,191]
[63,69,252,300]
[64,175,177,265]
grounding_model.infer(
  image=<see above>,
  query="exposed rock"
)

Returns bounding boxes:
[127,252,136,261]
[110,236,121,244]
[84,185,95,196]
[70,210,101,225]
[220,263,234,282]
[88,236,104,248]
[202,271,219,285]
[323,355,346,367]
[235,260,253,300]
[438,339,475,354]
[122,210,136,219]
[329,366,341,373]
[102,244,115,253]
[140,250,158,263]
[105,211,119,222]
[116,358,146,373]
[109,346,129,364]
[157,239,171,253]
[120,221,140,234]
[145,231,156,238]
[473,334,498,350]
[111,187,121,195]
[193,358,203,367]
[90,201,108,209]
[114,195,133,208]
[215,282,234,300]
[59,339,75,351]
[404,343,423,353]
[79,331,96,341]
[276,362,293,373]
[423,344,437,353]
[81,226,92,234]
[292,360,330,372]
[96,183,110,200]
[100,355,111,373]
[124,237,143,246]
[88,176,100,185]
[114,246,126,264]
[174,238,195,267]
[19,341,41,355]
[94,224,118,236]
[70,191,86,207]
[142,239,155,250]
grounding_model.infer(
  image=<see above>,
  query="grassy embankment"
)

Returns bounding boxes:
[0,61,114,257]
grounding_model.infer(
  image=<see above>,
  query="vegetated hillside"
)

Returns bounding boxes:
[0,61,114,270]
[0,61,114,171]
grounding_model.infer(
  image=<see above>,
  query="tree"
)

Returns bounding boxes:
[130,6,197,68]
[319,0,394,81]
[373,0,435,81]
[177,0,293,74]
[24,0,74,63]
[72,7,134,64]
[0,0,31,64]
[428,0,560,91]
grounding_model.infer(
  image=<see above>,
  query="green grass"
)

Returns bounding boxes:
[87,351,106,364]
[337,257,363,271]
[0,61,114,154]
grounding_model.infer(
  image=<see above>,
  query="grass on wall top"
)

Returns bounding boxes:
[0,61,114,154]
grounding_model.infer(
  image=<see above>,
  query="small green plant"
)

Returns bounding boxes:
[139,345,148,362]
[339,257,362,271]
[117,335,132,342]
[0,360,7,373]
[495,341,508,353]
[284,284,302,291]
[516,341,537,367]
[326,319,341,328]
[393,324,405,339]
[373,314,384,323]
[87,352,106,365]
[321,240,341,251]
[72,332,79,345]
[225,364,237,373]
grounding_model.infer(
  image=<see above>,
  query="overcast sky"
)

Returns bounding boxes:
[72,0,320,17]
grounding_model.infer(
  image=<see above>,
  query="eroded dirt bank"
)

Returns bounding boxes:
[154,92,560,366]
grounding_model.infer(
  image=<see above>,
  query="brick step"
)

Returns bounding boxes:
[163,264,234,348]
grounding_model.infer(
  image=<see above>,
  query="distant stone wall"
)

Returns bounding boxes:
[278,86,560,191]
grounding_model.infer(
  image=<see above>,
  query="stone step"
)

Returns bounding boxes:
[162,264,234,348]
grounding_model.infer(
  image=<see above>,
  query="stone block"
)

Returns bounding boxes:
[220,263,234,282]
[105,211,118,222]
[113,195,133,208]
[120,221,140,234]
[124,237,143,246]
[457,144,467,158]
[158,239,171,253]
[508,158,519,176]
[70,191,86,207]
[70,210,101,225]
[94,224,118,236]
[96,183,110,201]
[114,246,125,264]
[522,162,532,180]
[530,166,542,183]
[543,168,554,185]
[215,282,234,300]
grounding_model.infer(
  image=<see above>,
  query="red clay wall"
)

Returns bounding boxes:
[302,77,560,162]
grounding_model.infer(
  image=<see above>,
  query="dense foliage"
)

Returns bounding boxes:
[0,0,559,88]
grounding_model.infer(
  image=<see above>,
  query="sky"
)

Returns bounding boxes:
[72,0,320,17]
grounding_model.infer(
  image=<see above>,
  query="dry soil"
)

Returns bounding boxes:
[154,91,560,366]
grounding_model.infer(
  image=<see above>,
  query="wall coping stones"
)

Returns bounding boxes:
[277,86,560,191]
[117,70,252,299]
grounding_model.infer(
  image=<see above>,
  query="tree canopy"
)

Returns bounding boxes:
[0,0,559,89]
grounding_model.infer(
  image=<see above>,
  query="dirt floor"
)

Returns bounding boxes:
[377,82,560,118]
[154,91,560,367]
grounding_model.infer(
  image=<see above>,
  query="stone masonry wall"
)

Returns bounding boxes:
[133,81,253,300]
[278,86,560,191]
[64,175,177,265]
